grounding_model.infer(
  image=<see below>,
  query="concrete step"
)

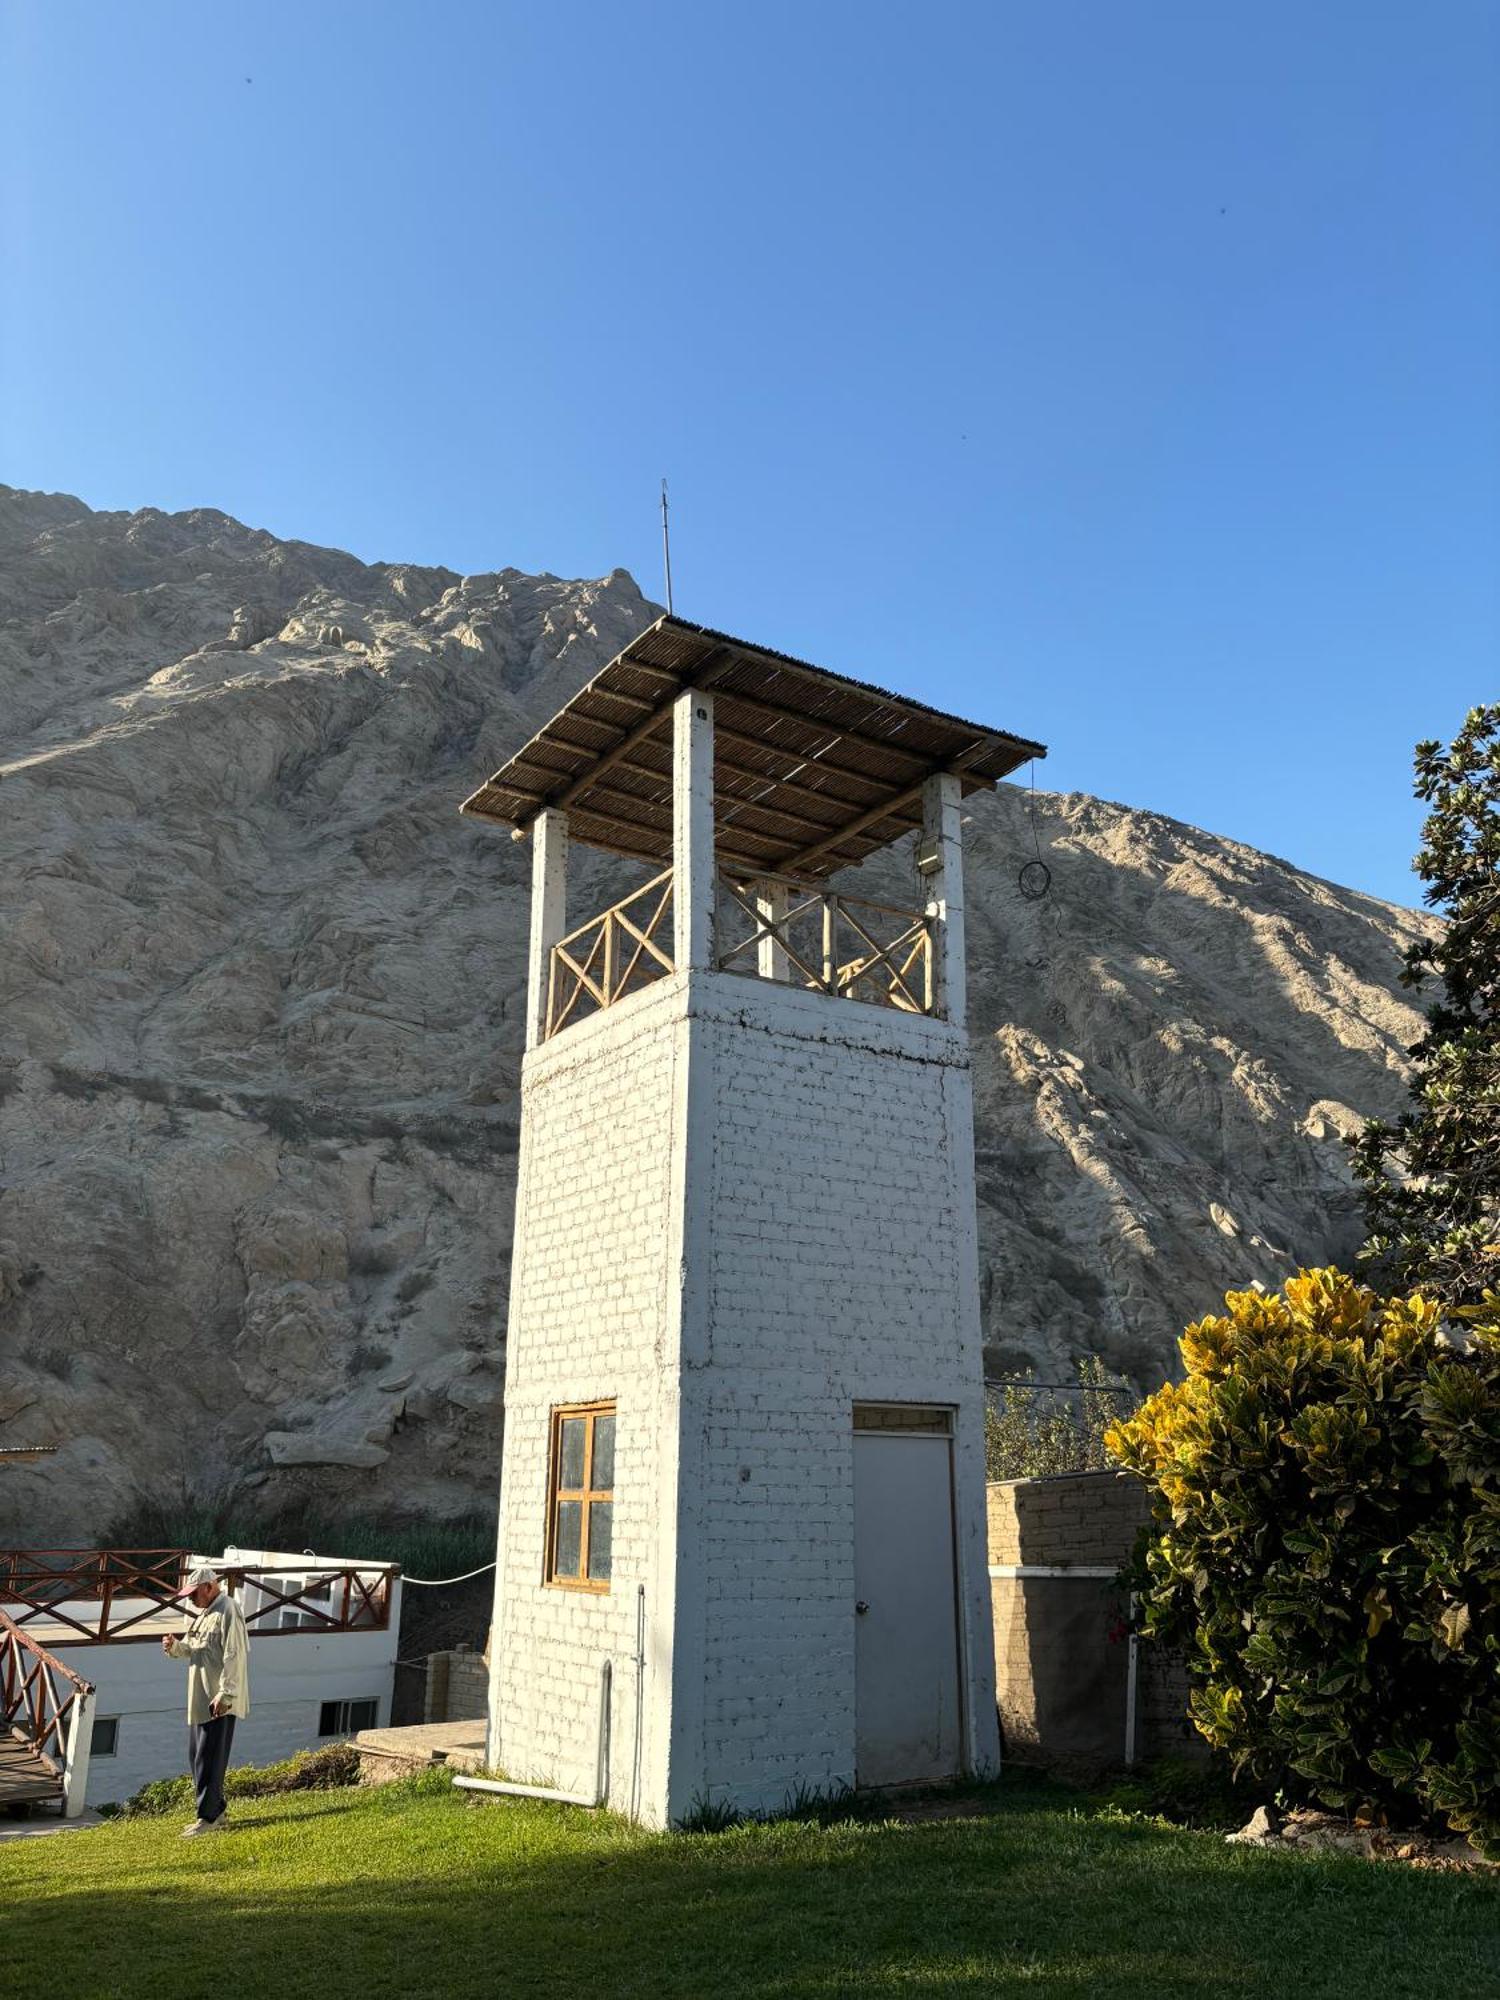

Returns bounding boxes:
[353,1719,486,1784]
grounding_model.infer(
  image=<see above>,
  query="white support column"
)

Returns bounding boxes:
[921,772,966,1030]
[525,808,569,1050]
[755,880,790,982]
[673,691,715,972]
[62,1687,94,1817]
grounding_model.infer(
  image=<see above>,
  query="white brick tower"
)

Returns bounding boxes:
[461,617,1045,1826]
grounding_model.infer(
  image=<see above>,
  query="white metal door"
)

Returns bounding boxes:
[853,1432,962,1786]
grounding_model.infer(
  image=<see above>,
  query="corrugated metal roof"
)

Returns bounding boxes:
[460,614,1047,877]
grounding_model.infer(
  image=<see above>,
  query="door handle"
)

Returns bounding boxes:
[855,1600,869,1615]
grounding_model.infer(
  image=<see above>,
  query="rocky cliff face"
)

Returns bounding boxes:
[0,486,1431,1539]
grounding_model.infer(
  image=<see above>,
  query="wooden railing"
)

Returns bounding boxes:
[545,867,675,1040]
[0,1607,94,1777]
[0,1549,397,1644]
[0,1548,188,1643]
[538,863,940,1040]
[2,1547,188,1595]
[229,1565,397,1636]
[716,871,937,1017]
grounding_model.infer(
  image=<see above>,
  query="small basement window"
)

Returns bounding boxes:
[91,1716,120,1757]
[318,1697,379,1737]
[546,1402,615,1590]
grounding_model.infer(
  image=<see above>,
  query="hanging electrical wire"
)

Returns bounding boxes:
[1018,759,1052,900]
[401,1560,498,1587]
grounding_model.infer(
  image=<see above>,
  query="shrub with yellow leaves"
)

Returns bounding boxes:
[1107,1268,1500,1853]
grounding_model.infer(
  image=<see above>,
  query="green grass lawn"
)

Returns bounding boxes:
[3,1771,1495,1999]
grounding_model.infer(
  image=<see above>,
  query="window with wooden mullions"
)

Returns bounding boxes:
[546,1402,615,1590]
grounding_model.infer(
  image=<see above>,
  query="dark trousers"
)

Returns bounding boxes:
[187,1714,236,1823]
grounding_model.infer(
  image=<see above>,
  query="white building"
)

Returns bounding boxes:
[1,1546,401,1809]
[461,614,1045,1826]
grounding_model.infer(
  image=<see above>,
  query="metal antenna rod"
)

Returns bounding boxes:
[660,477,674,615]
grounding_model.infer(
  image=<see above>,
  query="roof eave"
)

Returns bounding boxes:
[458,614,1048,857]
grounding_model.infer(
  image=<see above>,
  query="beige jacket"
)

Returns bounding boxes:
[166,1588,251,1724]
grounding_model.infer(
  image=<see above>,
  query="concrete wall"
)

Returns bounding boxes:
[488,964,998,1825]
[424,1648,489,1724]
[987,1471,1198,1771]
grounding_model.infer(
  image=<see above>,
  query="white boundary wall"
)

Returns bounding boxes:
[487,966,999,1825]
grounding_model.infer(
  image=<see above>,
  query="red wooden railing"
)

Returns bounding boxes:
[0,1549,398,1645]
[223,1563,397,1637]
[0,1606,94,1775]
[0,1549,191,1644]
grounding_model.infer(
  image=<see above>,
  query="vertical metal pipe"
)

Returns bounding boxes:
[632,1583,646,1821]
[594,1656,613,1807]
[661,479,674,614]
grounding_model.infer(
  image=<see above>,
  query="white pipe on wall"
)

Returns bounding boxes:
[987,1563,1118,1579]
[1123,1591,1140,1768]
[455,1657,612,1809]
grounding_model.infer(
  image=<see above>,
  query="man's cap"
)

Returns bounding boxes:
[184,1564,219,1591]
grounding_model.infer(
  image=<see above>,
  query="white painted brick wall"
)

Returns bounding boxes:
[489,965,999,1826]
[684,975,997,1814]
[487,977,685,1816]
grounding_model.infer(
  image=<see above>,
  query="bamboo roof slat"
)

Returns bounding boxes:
[570,742,860,847]
[461,614,1046,876]
[708,720,902,811]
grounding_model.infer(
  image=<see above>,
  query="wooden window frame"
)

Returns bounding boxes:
[544,1400,616,1593]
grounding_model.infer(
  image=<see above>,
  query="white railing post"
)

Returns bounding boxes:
[673,691,715,972]
[602,905,617,1008]
[61,1685,94,1817]
[755,879,790,982]
[921,772,966,1029]
[526,808,569,1049]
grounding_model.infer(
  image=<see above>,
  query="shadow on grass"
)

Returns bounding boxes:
[214,1801,365,1832]
[6,1781,1497,2000]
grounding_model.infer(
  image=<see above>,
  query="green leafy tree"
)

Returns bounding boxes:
[1353,704,1500,1305]
[985,1355,1133,1480]
[1107,1269,1500,1852]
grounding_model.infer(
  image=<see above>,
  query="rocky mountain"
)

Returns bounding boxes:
[0,485,1432,1540]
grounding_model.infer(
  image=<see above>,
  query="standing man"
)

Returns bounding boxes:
[162,1564,251,1837]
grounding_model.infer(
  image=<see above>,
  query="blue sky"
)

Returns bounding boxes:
[3,2,1495,908]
